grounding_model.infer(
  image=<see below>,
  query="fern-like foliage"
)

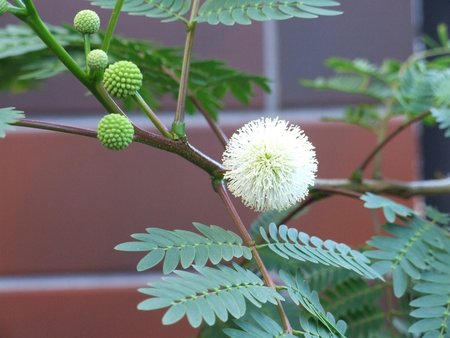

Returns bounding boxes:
[90,0,191,22]
[0,24,80,59]
[409,251,450,337]
[321,278,384,318]
[431,107,450,137]
[197,0,342,26]
[0,24,269,119]
[137,264,283,328]
[259,223,381,279]
[366,216,448,298]
[342,306,388,338]
[301,57,394,100]
[224,311,296,338]
[116,223,252,274]
[0,107,25,138]
[397,66,436,115]
[280,271,348,337]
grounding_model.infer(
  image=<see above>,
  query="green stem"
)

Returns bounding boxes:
[8,5,28,16]
[133,93,172,139]
[22,0,87,83]
[215,182,293,334]
[172,0,201,138]
[102,0,124,52]
[84,34,91,73]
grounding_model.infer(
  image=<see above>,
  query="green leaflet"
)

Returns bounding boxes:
[409,252,450,337]
[259,223,381,280]
[224,311,297,338]
[90,0,191,22]
[280,271,348,338]
[138,264,283,328]
[0,107,25,138]
[366,216,449,298]
[197,0,342,26]
[116,223,252,274]
[361,193,414,223]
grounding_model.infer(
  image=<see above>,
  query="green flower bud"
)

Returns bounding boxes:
[87,49,108,70]
[97,114,134,151]
[102,61,143,99]
[74,9,100,35]
[0,0,9,15]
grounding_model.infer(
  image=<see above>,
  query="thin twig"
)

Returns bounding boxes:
[13,118,224,178]
[14,119,97,138]
[355,111,431,176]
[190,96,228,148]
[215,182,293,334]
[315,177,450,198]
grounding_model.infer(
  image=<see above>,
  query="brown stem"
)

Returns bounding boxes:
[355,111,431,176]
[314,187,362,199]
[14,119,97,138]
[13,119,224,178]
[279,188,361,225]
[215,182,293,333]
[190,96,229,148]
[315,177,450,198]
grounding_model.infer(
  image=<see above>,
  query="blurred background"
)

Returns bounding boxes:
[0,0,447,337]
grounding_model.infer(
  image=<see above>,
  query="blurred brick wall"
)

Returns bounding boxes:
[0,118,418,337]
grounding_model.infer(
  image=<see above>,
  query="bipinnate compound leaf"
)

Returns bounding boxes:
[408,251,450,337]
[90,0,191,22]
[0,107,25,138]
[224,311,297,338]
[0,24,269,121]
[260,223,381,279]
[366,216,449,298]
[321,277,384,318]
[116,223,252,274]
[137,264,283,328]
[361,193,414,222]
[280,271,347,337]
[197,0,342,26]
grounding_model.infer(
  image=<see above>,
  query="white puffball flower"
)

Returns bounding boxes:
[222,117,318,212]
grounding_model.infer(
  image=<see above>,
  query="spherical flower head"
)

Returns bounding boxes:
[97,114,134,151]
[74,9,100,35]
[223,117,318,212]
[0,0,9,15]
[87,49,108,70]
[102,61,143,99]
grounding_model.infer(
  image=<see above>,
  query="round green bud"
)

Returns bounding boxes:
[73,9,100,35]
[0,0,9,15]
[97,114,134,151]
[102,61,143,99]
[87,49,108,70]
